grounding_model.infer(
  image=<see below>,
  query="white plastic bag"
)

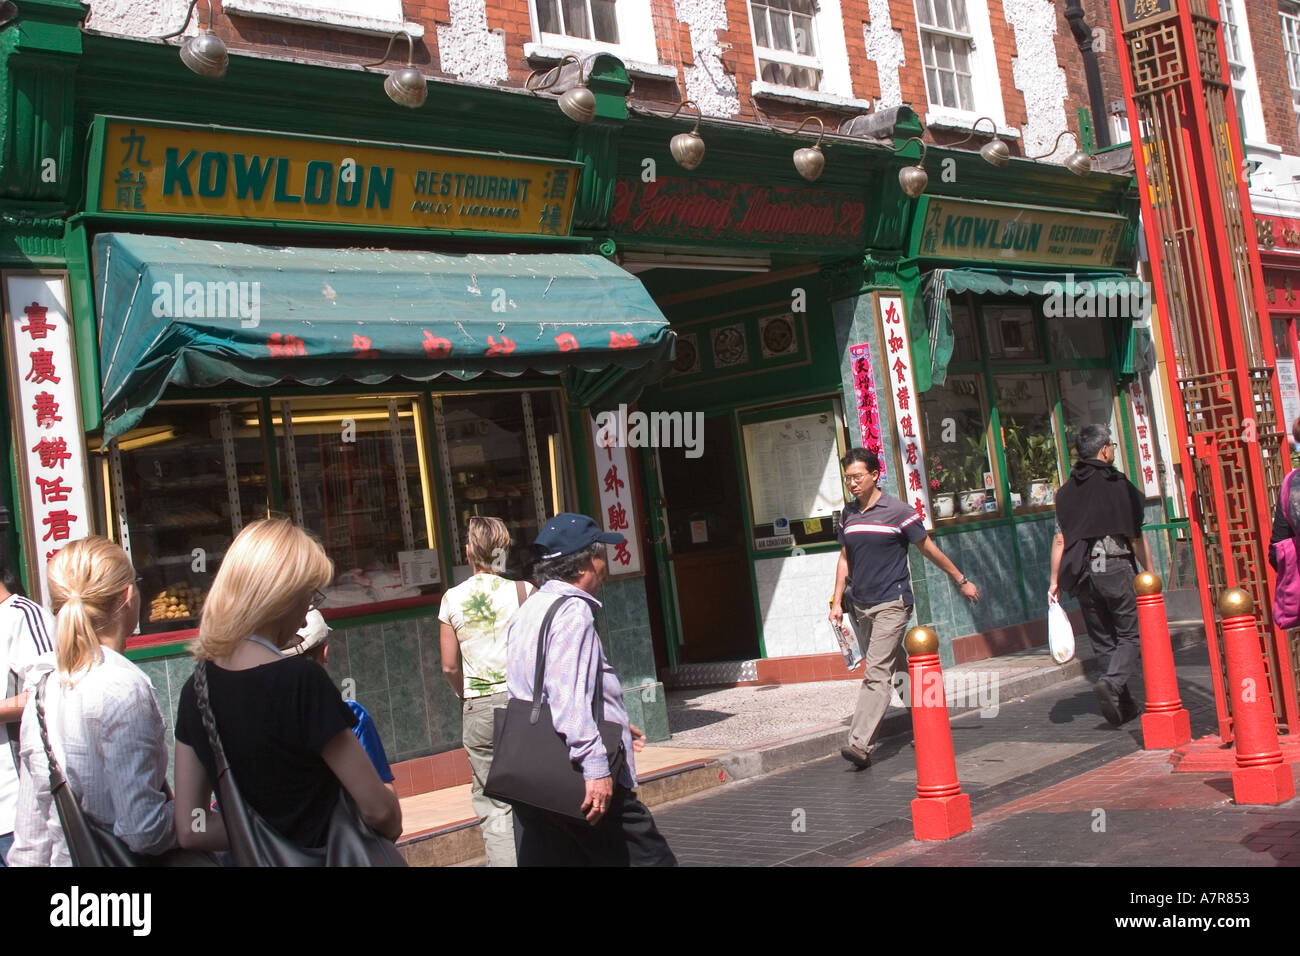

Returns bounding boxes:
[1047,597,1076,665]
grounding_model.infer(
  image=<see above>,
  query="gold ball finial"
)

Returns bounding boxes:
[1134,572,1163,596]
[1217,588,1255,617]
[904,626,939,656]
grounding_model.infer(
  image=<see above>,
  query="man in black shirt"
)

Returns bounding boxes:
[829,448,979,768]
[1049,423,1152,725]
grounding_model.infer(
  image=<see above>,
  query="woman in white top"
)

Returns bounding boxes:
[8,537,176,866]
[439,516,533,867]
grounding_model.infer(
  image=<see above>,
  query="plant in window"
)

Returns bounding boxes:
[1004,423,1059,507]
[955,434,991,514]
[929,454,955,518]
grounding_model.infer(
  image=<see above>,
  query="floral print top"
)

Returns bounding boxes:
[438,574,532,699]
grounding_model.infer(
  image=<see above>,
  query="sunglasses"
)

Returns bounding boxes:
[310,588,327,608]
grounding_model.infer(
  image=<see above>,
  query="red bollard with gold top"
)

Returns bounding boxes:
[1219,589,1295,805]
[905,626,971,841]
[1134,572,1192,749]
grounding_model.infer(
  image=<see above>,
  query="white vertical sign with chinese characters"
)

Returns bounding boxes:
[3,273,93,604]
[588,414,642,575]
[1128,383,1161,498]
[876,294,933,529]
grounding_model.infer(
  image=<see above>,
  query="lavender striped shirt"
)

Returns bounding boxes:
[506,580,637,788]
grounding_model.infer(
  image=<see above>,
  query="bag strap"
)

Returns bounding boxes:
[33,673,69,794]
[192,662,234,781]
[515,579,528,608]
[1285,470,1299,538]
[529,594,601,726]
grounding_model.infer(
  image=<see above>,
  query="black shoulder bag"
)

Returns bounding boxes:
[192,661,407,867]
[484,595,627,820]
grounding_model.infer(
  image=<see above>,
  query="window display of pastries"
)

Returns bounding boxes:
[148,583,205,622]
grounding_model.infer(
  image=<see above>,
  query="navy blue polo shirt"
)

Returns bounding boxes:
[838,492,928,606]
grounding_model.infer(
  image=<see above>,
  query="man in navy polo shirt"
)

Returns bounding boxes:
[829,448,979,769]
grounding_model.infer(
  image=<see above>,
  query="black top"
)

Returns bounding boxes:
[175,655,356,849]
[837,492,928,606]
[1054,458,1144,590]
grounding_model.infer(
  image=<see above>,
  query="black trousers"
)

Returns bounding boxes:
[513,788,678,867]
[1074,564,1141,699]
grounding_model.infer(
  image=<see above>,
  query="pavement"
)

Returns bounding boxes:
[401,618,1300,868]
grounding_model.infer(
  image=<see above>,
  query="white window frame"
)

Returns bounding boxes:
[1218,0,1271,151]
[745,0,857,102]
[746,0,823,92]
[525,0,659,68]
[913,0,1009,134]
[220,0,423,38]
[1281,1,1300,141]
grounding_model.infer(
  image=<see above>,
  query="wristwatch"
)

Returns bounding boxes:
[956,576,969,587]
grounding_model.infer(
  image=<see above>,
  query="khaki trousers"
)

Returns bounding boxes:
[462,690,517,867]
[846,597,914,753]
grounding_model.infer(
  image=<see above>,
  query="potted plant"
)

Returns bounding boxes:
[928,455,955,518]
[956,436,990,514]
[1004,423,1059,506]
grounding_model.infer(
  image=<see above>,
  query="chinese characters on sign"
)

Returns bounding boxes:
[876,295,933,529]
[588,414,642,575]
[848,343,886,481]
[1128,383,1161,498]
[4,274,93,604]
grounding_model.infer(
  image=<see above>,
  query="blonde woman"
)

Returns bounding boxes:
[173,518,401,854]
[8,538,176,866]
[439,516,533,866]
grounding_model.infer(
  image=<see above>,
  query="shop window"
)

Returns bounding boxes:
[983,305,1040,362]
[1048,314,1108,361]
[915,0,975,112]
[749,0,823,91]
[271,396,436,609]
[951,302,979,363]
[997,374,1060,514]
[435,391,567,581]
[1056,369,1118,464]
[919,374,997,522]
[109,402,268,634]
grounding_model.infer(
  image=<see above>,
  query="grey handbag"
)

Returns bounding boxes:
[483,594,627,820]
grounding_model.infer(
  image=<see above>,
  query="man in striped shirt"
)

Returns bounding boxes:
[829,448,979,769]
[0,555,54,864]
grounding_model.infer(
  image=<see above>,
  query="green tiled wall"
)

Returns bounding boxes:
[134,580,671,775]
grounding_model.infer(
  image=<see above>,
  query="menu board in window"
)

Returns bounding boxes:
[741,409,845,549]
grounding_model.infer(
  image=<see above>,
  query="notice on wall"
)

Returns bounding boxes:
[398,549,442,588]
[1278,359,1300,440]
[741,412,844,526]
[876,294,933,528]
[589,415,642,575]
[3,273,93,605]
[1128,383,1162,499]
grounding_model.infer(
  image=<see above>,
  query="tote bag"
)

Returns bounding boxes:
[1047,596,1076,665]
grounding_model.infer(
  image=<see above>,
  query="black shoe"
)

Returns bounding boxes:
[841,745,871,770]
[1095,681,1123,725]
[1119,696,1142,724]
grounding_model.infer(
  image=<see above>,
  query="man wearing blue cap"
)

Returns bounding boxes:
[505,513,677,866]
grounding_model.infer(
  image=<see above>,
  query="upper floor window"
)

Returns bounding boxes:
[1217,0,1268,144]
[536,0,619,44]
[527,0,659,67]
[1281,2,1300,138]
[749,0,823,91]
[915,0,975,113]
[1220,0,1249,119]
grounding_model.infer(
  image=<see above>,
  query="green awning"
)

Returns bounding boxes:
[93,234,674,440]
[918,267,1153,389]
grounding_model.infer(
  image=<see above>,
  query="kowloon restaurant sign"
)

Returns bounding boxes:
[912,196,1128,269]
[88,117,581,237]
[610,177,867,250]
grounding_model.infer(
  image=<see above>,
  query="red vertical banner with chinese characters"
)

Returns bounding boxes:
[875,293,932,529]
[847,342,886,481]
[3,273,93,603]
[1128,382,1161,499]
[588,414,643,575]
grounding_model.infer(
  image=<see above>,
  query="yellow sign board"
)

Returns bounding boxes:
[913,197,1127,269]
[92,118,580,238]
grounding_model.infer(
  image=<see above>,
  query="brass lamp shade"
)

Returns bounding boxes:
[898,163,928,198]
[670,131,706,171]
[979,138,1011,166]
[180,32,228,79]
[384,66,427,108]
[793,145,825,182]
[1064,149,1092,176]
[559,86,597,124]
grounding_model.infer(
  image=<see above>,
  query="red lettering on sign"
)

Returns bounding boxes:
[267,334,306,357]
[41,509,77,543]
[555,332,579,352]
[352,334,378,359]
[422,331,452,358]
[25,349,59,384]
[35,476,71,504]
[607,502,629,531]
[32,392,61,429]
[31,437,71,470]
[609,332,638,349]
[21,303,54,340]
[486,335,516,356]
